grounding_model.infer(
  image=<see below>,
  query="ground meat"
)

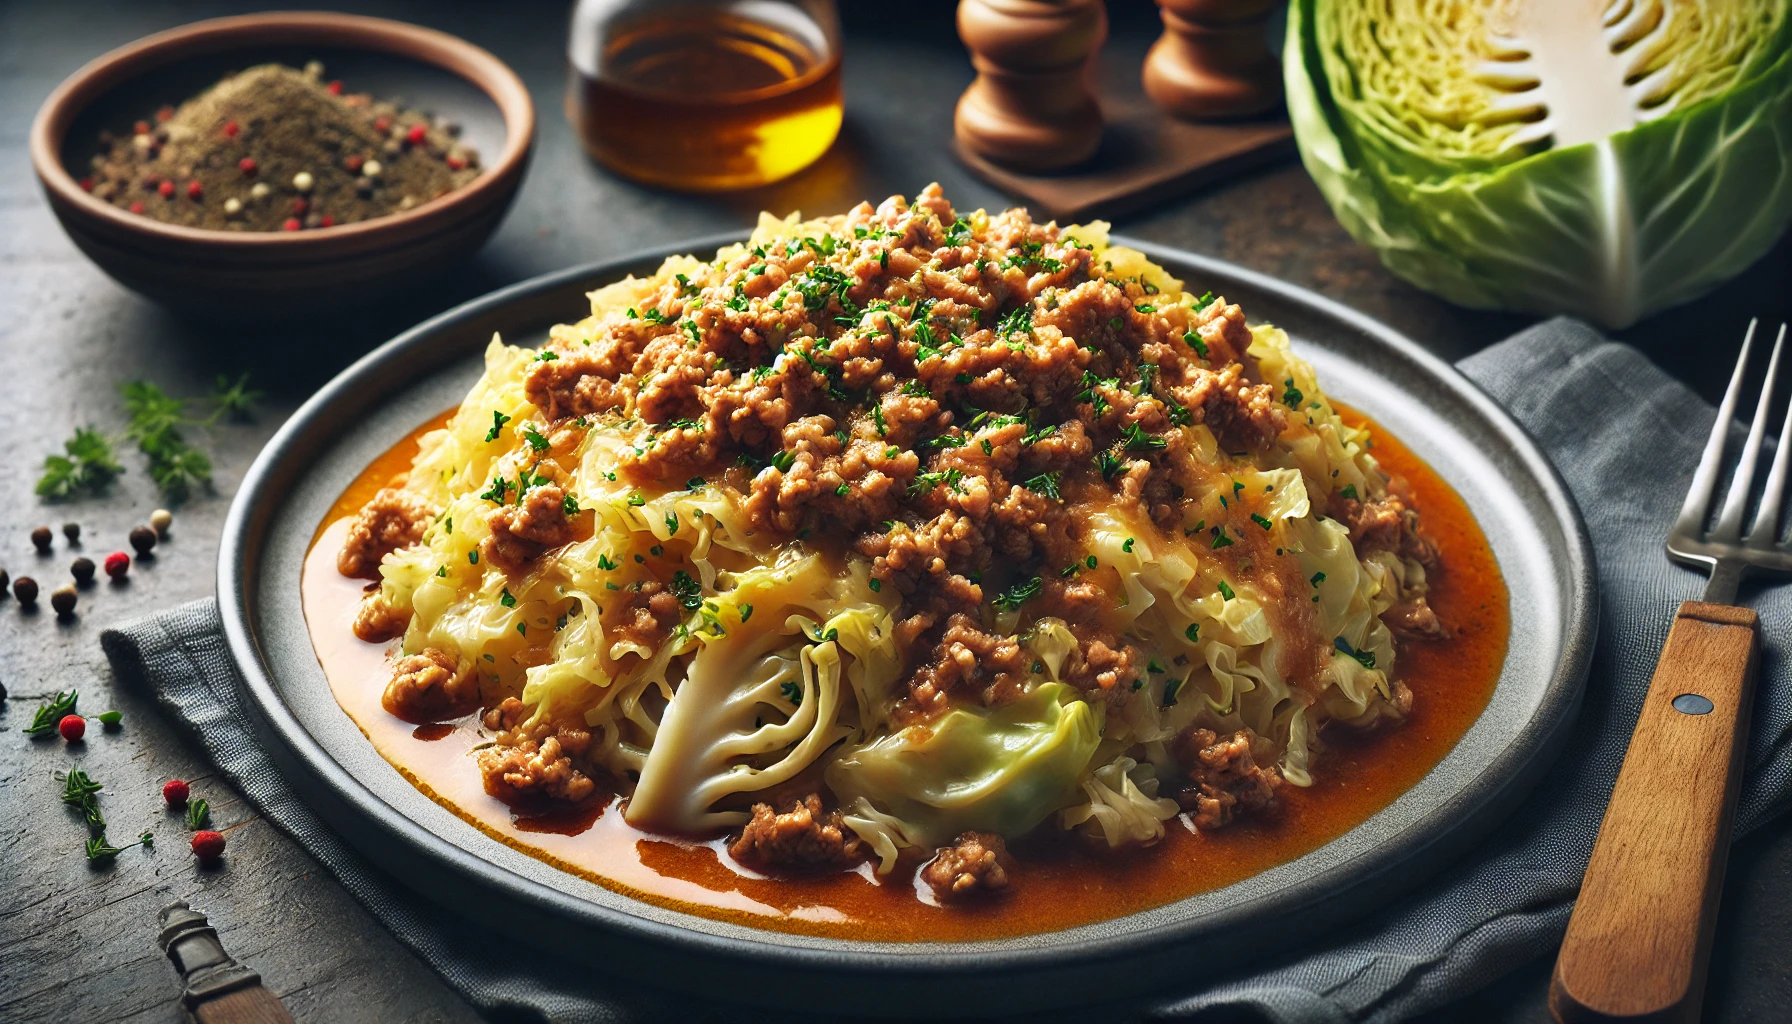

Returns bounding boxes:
[338,488,437,578]
[477,697,599,803]
[921,831,1013,901]
[510,183,1431,727]
[481,483,577,574]
[614,580,683,650]
[1385,596,1447,639]
[728,793,861,872]
[382,648,478,723]
[1173,727,1283,830]
[352,590,409,643]
[1333,488,1439,567]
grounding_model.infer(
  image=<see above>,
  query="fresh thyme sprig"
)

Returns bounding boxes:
[24,691,78,737]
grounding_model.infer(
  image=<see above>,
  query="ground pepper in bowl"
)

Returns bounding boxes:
[82,62,480,231]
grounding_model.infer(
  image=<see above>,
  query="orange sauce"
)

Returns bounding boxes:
[302,405,1508,941]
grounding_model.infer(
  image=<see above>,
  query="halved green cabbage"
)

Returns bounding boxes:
[1287,0,1792,327]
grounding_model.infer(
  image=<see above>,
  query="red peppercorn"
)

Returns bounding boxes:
[186,180,202,199]
[163,779,190,806]
[446,154,465,171]
[192,830,226,862]
[282,217,302,231]
[128,201,145,215]
[343,154,363,172]
[327,80,343,95]
[104,551,130,578]
[222,120,239,138]
[405,124,428,145]
[373,116,391,134]
[239,157,257,176]
[133,120,151,136]
[319,214,335,228]
[79,177,94,191]
[292,198,308,215]
[59,714,85,742]
[155,105,174,123]
[157,180,175,198]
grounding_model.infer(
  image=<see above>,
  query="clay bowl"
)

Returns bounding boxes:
[30,12,534,320]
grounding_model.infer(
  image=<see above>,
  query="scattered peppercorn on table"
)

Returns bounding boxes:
[3,2,1789,1022]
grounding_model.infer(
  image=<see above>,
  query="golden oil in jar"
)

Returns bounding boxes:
[568,1,843,192]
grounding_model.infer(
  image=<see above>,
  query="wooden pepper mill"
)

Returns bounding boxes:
[954,0,1107,171]
[1143,0,1282,120]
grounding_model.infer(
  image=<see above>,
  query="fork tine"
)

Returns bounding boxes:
[1679,319,1758,539]
[1715,320,1783,541]
[1746,322,1792,548]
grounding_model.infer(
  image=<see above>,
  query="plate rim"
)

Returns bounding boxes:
[217,234,1597,995]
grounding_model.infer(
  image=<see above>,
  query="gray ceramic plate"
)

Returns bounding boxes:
[219,237,1596,1016]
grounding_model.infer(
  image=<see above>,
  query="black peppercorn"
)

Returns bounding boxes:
[31,527,53,552]
[50,585,77,617]
[62,522,80,543]
[14,576,39,605]
[0,679,7,702]
[129,526,158,556]
[71,557,96,584]
[0,568,9,594]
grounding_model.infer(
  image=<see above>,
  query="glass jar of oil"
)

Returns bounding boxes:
[568,0,843,192]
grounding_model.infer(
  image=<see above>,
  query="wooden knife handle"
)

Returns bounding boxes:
[1551,601,1758,1023]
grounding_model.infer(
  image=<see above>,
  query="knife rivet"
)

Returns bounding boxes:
[1672,693,1714,715]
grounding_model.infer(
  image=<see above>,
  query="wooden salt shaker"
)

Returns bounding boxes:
[1143,0,1282,120]
[954,0,1107,170]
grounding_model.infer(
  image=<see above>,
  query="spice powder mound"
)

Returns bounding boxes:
[82,62,481,231]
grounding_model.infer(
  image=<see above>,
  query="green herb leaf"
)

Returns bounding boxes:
[669,570,703,610]
[1335,636,1376,669]
[486,410,512,442]
[25,691,78,736]
[186,797,210,830]
[992,576,1043,611]
[1217,580,1235,600]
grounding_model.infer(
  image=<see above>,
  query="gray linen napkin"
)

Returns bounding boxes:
[102,318,1792,1023]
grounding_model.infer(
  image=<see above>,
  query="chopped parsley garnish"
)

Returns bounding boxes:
[1217,580,1235,600]
[1025,471,1062,499]
[1341,484,1359,500]
[664,512,679,535]
[598,553,618,570]
[516,622,526,637]
[1211,526,1235,549]
[836,482,850,496]
[1185,623,1201,643]
[1282,379,1304,409]
[1193,290,1216,312]
[1161,676,1184,709]
[1095,450,1125,480]
[997,303,1033,337]
[1310,571,1327,586]
[499,588,516,608]
[669,570,703,609]
[469,549,479,565]
[1335,637,1376,669]
[535,350,559,362]
[1120,422,1166,451]
[740,603,754,622]
[992,576,1044,610]
[869,578,882,592]
[626,491,646,507]
[522,425,550,452]
[478,476,513,504]
[770,450,797,472]
[1251,512,1274,530]
[1183,330,1210,358]
[1122,537,1135,553]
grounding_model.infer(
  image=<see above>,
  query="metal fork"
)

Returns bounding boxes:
[1552,319,1789,1024]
